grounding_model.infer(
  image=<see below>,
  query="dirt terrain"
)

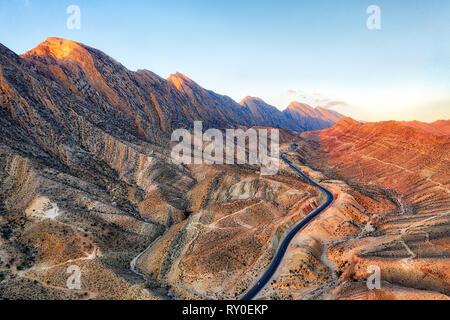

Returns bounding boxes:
[0,38,448,300]
[266,118,450,300]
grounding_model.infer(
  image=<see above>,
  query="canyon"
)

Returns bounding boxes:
[0,37,448,300]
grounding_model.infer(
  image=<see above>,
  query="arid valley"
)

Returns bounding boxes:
[0,37,449,301]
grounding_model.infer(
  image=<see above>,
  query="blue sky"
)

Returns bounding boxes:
[1,0,449,121]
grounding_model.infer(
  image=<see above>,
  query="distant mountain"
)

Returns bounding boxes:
[298,118,450,298]
[18,37,344,135]
[241,97,346,132]
[19,37,255,137]
[398,120,450,137]
[301,117,450,214]
[0,37,345,300]
[240,96,300,130]
[283,102,346,131]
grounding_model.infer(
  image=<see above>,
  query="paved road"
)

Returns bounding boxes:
[241,143,334,300]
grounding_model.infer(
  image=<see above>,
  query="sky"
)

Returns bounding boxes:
[0,0,449,122]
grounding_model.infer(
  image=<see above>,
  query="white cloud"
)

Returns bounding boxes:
[285,89,347,110]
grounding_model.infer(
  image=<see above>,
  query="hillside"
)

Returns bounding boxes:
[0,38,343,299]
[288,118,450,299]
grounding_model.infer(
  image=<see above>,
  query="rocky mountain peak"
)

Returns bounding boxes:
[167,72,196,90]
[21,37,87,60]
[334,117,362,128]
[287,101,316,115]
[240,96,264,105]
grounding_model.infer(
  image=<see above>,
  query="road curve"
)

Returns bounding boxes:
[241,143,334,300]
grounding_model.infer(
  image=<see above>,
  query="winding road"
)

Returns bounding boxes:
[241,143,335,300]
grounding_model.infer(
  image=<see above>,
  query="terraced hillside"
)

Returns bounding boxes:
[286,118,450,299]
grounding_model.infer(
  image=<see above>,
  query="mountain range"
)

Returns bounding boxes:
[398,120,450,137]
[0,37,344,299]
[0,37,448,300]
[15,37,345,138]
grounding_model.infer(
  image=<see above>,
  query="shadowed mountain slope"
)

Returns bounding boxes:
[283,102,345,131]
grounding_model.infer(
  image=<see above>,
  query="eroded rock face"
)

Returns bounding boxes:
[0,37,447,300]
[240,97,346,132]
[0,38,344,299]
[135,163,323,299]
[240,97,302,131]
[285,118,450,299]
[20,38,344,135]
[301,118,449,216]
[0,40,199,299]
[399,120,450,137]
[19,38,345,137]
[283,102,346,131]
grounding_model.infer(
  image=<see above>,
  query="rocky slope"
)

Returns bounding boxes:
[0,38,344,299]
[0,40,197,299]
[1,37,447,300]
[19,38,344,136]
[240,97,296,130]
[135,158,324,299]
[283,102,345,131]
[280,118,450,299]
[240,97,346,132]
[398,120,450,137]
